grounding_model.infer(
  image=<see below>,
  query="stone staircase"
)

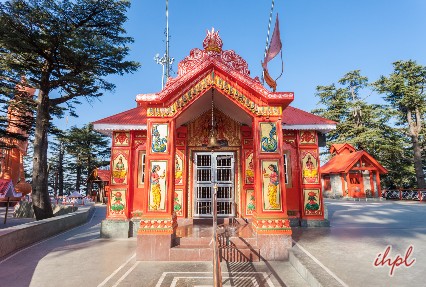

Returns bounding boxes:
[170,222,261,262]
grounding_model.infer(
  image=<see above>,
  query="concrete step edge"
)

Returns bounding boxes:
[289,244,344,287]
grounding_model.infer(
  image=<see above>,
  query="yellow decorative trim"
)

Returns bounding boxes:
[146,72,282,118]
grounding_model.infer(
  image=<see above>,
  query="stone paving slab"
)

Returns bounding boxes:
[1,200,425,287]
[98,261,309,287]
[0,205,309,287]
[291,200,426,287]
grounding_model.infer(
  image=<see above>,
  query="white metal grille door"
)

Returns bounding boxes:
[194,152,235,217]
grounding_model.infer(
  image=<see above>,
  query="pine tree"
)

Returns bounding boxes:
[0,0,139,219]
[374,60,426,188]
[64,124,110,196]
[313,70,413,188]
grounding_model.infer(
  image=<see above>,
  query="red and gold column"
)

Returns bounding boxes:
[137,118,177,260]
[108,131,131,220]
[252,115,292,260]
[298,131,327,226]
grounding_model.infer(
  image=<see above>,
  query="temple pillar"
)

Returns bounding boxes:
[101,131,132,238]
[252,116,292,260]
[298,131,329,227]
[137,118,177,261]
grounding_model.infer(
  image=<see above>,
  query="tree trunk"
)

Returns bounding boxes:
[87,152,91,197]
[53,171,58,197]
[407,109,425,188]
[32,90,53,220]
[76,162,81,192]
[411,135,425,188]
[58,142,64,196]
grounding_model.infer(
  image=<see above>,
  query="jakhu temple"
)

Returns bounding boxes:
[93,30,337,261]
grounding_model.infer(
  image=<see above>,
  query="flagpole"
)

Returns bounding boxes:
[262,0,275,84]
[166,0,170,80]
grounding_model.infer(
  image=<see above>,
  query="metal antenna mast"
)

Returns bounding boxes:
[154,0,174,89]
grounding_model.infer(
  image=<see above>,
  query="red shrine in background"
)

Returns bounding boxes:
[93,29,336,260]
[321,143,387,198]
[0,81,34,200]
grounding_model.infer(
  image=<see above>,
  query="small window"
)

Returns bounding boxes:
[283,151,292,187]
[138,151,146,187]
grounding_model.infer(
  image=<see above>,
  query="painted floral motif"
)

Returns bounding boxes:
[110,190,125,215]
[246,189,255,215]
[151,124,168,153]
[305,191,320,211]
[114,132,129,146]
[138,215,177,234]
[252,218,291,234]
[261,122,278,152]
[173,190,183,216]
[304,189,322,215]
[300,131,316,144]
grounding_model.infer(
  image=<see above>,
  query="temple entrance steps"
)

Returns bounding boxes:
[170,219,261,262]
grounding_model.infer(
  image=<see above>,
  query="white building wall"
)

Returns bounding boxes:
[362,171,371,193]
[330,174,342,196]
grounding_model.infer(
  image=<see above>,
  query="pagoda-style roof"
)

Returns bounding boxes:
[329,143,356,155]
[93,29,336,134]
[97,170,111,183]
[93,106,147,132]
[282,106,337,133]
[136,28,293,107]
[321,147,388,174]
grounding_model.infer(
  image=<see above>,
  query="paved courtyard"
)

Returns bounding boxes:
[0,199,425,286]
[292,199,426,287]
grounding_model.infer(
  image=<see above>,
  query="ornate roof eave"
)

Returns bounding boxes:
[282,124,336,133]
[93,124,147,137]
[136,53,293,107]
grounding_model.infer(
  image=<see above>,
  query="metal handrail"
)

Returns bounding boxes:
[212,183,222,287]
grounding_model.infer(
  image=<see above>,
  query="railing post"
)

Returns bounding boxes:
[213,183,222,287]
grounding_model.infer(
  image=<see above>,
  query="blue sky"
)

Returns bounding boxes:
[60,0,426,129]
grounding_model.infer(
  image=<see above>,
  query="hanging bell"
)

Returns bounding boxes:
[207,132,220,150]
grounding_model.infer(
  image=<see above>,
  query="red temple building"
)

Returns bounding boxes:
[321,143,387,198]
[93,30,336,260]
[0,81,34,201]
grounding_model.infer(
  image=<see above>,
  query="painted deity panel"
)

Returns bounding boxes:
[174,189,184,217]
[148,160,167,212]
[114,132,130,146]
[260,122,278,153]
[299,131,316,145]
[151,123,168,153]
[245,151,254,184]
[110,189,126,215]
[175,151,184,185]
[261,160,282,211]
[301,150,319,184]
[303,188,322,215]
[112,152,128,184]
[245,189,255,215]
